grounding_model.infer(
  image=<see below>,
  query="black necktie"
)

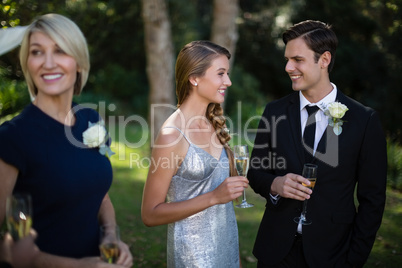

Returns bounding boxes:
[303,105,319,162]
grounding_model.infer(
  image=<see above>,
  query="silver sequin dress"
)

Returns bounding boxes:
[166,127,240,268]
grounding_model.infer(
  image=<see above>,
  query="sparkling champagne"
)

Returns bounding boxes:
[294,164,318,225]
[235,157,249,176]
[7,213,32,240]
[100,243,120,264]
[302,178,317,189]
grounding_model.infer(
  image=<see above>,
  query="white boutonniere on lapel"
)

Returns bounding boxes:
[83,120,115,157]
[324,102,349,135]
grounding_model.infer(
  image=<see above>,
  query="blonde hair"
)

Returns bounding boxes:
[19,13,90,97]
[175,40,237,176]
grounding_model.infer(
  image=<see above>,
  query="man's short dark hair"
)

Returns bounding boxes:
[283,20,338,72]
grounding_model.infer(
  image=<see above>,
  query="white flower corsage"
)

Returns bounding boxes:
[324,102,349,135]
[83,120,115,157]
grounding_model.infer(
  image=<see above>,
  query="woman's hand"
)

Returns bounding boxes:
[79,256,127,268]
[116,241,133,267]
[82,240,133,267]
[0,229,39,268]
[212,176,249,205]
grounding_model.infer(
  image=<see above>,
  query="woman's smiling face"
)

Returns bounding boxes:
[27,31,78,99]
[194,55,232,105]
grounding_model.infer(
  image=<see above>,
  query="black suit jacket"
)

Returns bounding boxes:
[248,90,387,268]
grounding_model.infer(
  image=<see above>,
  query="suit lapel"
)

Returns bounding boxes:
[287,90,347,167]
[287,93,306,166]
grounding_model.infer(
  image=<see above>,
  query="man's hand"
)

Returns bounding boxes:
[271,173,312,201]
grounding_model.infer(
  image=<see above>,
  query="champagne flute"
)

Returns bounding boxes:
[99,225,120,264]
[233,145,254,208]
[293,163,318,225]
[6,193,33,240]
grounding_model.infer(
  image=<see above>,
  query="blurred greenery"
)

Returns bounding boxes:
[0,68,29,117]
[387,139,402,190]
[1,0,401,141]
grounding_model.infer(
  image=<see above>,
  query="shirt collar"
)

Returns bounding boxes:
[299,83,337,112]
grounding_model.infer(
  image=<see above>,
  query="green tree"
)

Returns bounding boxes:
[1,0,400,141]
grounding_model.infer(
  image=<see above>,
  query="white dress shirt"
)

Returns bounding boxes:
[299,84,337,153]
[270,84,338,233]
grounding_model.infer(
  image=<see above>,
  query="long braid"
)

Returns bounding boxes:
[206,103,237,176]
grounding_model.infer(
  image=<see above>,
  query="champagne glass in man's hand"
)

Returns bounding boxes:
[293,164,318,225]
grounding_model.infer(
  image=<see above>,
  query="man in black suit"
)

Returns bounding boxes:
[248,20,387,268]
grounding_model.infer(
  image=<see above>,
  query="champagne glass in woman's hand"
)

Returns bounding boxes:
[294,164,318,225]
[233,145,254,208]
[99,225,120,264]
[6,193,33,240]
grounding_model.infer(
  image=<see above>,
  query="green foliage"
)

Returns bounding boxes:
[1,0,21,27]
[169,0,212,51]
[225,66,268,131]
[72,91,121,121]
[1,0,401,141]
[62,0,146,73]
[366,188,402,267]
[387,140,402,191]
[89,64,149,118]
[236,0,291,98]
[0,73,30,118]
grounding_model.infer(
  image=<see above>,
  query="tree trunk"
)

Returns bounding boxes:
[211,0,239,109]
[211,0,239,68]
[142,0,175,146]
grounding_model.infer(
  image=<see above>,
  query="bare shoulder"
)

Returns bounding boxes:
[152,124,189,161]
[156,127,185,147]
[155,111,188,147]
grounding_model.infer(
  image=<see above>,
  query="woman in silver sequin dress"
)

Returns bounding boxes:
[141,41,249,268]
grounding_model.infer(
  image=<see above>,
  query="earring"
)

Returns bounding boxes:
[194,82,198,86]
